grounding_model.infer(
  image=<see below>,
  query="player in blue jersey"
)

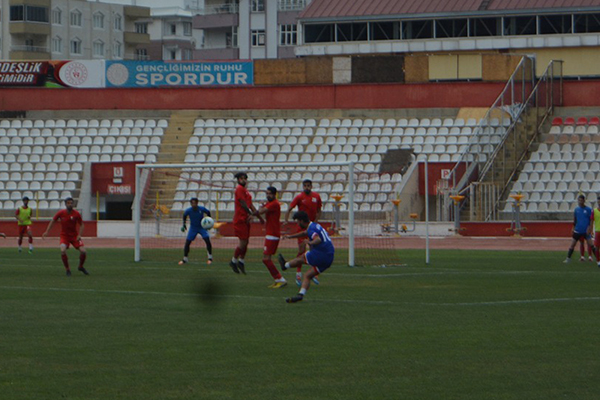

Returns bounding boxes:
[179,198,213,265]
[564,194,596,263]
[278,211,334,303]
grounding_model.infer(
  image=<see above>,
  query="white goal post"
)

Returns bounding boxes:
[134,162,356,265]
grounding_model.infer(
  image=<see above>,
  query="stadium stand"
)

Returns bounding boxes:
[0,118,166,212]
[169,116,509,214]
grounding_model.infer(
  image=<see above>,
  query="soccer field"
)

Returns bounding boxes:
[1,247,599,399]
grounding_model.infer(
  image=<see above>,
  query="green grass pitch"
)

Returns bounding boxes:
[1,247,600,399]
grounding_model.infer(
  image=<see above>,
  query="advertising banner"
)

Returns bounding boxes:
[55,60,106,88]
[92,162,137,195]
[0,62,49,86]
[105,61,254,87]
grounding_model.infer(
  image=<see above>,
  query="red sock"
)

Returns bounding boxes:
[263,259,282,280]
[239,247,247,259]
[580,244,585,257]
[79,253,86,268]
[28,237,33,244]
[588,244,593,257]
[234,247,242,259]
[61,254,70,270]
[596,248,600,261]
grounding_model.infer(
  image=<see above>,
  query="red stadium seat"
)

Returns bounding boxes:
[576,117,588,126]
[564,117,576,126]
[589,117,600,126]
[551,117,563,126]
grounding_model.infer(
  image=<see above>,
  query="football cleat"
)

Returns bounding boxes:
[28,249,33,254]
[178,259,187,265]
[18,247,22,253]
[78,267,89,275]
[269,281,287,289]
[311,276,320,285]
[580,256,585,262]
[229,260,240,274]
[295,274,302,287]
[563,258,571,264]
[590,256,594,262]
[286,294,304,303]
[66,269,72,277]
[238,261,246,275]
[278,254,288,271]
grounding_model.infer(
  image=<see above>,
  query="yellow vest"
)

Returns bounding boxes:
[18,207,32,226]
[594,208,600,232]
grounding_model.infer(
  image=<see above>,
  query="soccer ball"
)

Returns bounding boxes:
[201,217,215,230]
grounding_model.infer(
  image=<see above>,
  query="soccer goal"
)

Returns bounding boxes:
[134,162,406,267]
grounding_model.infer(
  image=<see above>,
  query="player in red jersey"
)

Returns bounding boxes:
[230,172,262,275]
[284,179,322,286]
[255,186,287,288]
[42,197,89,276]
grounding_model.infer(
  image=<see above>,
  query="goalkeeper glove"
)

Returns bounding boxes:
[181,225,187,232]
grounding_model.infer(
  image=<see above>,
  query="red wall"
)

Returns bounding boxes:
[418,162,468,195]
[460,221,572,237]
[0,82,506,111]
[217,221,333,237]
[1,81,597,111]
[0,221,98,237]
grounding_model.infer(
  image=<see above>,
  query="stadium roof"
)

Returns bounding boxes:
[300,0,600,21]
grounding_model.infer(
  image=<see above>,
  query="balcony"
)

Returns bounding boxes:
[194,12,238,30]
[193,3,239,15]
[10,22,50,35]
[124,6,151,19]
[194,47,239,60]
[124,31,150,45]
[10,45,50,60]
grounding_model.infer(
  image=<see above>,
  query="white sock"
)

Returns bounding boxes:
[29,244,33,250]
[208,254,213,260]
[276,278,286,283]
[183,256,188,262]
[285,262,291,269]
[299,288,307,295]
[231,257,237,263]
[238,258,245,264]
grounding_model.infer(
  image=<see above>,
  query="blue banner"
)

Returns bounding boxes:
[105,61,253,88]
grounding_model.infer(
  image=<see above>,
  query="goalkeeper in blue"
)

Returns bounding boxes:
[179,198,213,265]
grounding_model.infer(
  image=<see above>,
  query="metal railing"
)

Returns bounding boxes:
[278,0,306,11]
[12,45,48,53]
[192,2,239,15]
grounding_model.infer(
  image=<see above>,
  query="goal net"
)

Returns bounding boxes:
[134,162,405,267]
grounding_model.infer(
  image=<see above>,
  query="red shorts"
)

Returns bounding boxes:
[233,222,250,240]
[18,225,31,236]
[60,235,84,249]
[263,238,280,255]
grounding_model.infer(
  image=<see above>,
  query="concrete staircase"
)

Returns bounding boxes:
[144,111,197,216]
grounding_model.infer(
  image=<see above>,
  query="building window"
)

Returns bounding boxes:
[183,22,192,36]
[93,40,104,57]
[135,23,148,34]
[10,5,49,22]
[70,39,82,54]
[167,23,177,35]
[93,12,104,29]
[52,37,62,53]
[279,24,297,46]
[278,0,305,11]
[52,8,62,25]
[114,14,122,31]
[183,48,193,60]
[113,41,122,58]
[135,48,148,60]
[251,29,265,46]
[70,10,82,27]
[226,26,239,48]
[251,0,264,12]
[10,6,24,21]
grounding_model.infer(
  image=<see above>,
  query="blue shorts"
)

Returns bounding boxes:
[187,228,209,242]
[305,250,334,274]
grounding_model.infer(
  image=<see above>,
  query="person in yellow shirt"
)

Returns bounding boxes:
[16,196,34,253]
